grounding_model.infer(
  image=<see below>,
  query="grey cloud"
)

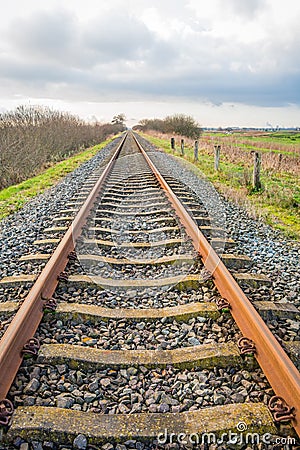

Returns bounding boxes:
[63,61,300,107]
[5,9,100,70]
[0,52,298,107]
[5,7,163,68]
[83,10,155,61]
[9,10,77,59]
[114,70,300,107]
[0,56,85,85]
[221,0,266,19]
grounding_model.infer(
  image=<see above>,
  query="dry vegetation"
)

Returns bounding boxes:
[134,114,201,139]
[203,133,300,177]
[0,105,124,189]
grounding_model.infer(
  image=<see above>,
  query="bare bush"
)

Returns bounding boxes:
[135,114,201,139]
[0,105,124,189]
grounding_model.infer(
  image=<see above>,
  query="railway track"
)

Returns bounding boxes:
[0,131,299,449]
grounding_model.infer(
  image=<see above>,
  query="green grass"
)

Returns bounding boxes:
[249,132,300,145]
[0,136,118,220]
[141,133,300,240]
[205,131,300,145]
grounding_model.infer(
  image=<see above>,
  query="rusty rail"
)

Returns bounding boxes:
[132,132,300,436]
[0,132,127,401]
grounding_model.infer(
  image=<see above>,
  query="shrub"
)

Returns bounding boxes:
[135,114,201,139]
[0,105,124,189]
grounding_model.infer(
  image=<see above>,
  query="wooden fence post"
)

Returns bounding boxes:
[253,152,262,190]
[180,139,184,155]
[194,140,198,161]
[214,145,221,171]
[170,137,175,151]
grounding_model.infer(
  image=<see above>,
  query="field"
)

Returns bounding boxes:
[205,131,300,170]
[141,131,300,239]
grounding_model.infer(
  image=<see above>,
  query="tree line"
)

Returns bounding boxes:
[0,105,125,189]
[134,114,201,139]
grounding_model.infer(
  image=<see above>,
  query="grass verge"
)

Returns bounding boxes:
[141,133,300,240]
[0,136,118,221]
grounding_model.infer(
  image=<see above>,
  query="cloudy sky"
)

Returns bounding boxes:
[0,0,299,127]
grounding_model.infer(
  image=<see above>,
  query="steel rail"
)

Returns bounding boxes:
[0,132,128,401]
[132,132,300,436]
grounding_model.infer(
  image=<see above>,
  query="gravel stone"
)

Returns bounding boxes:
[136,443,145,450]
[38,315,240,351]
[73,434,87,450]
[11,362,274,417]
[19,444,29,450]
[31,442,43,450]
[43,443,56,450]
[231,392,246,403]
[83,392,97,403]
[56,396,74,409]
[13,437,25,448]
[124,441,136,448]
[101,444,114,450]
[23,377,40,393]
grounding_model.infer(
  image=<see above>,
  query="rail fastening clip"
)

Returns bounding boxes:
[268,395,296,423]
[0,399,14,426]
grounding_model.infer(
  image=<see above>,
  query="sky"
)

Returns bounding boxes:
[0,0,300,128]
